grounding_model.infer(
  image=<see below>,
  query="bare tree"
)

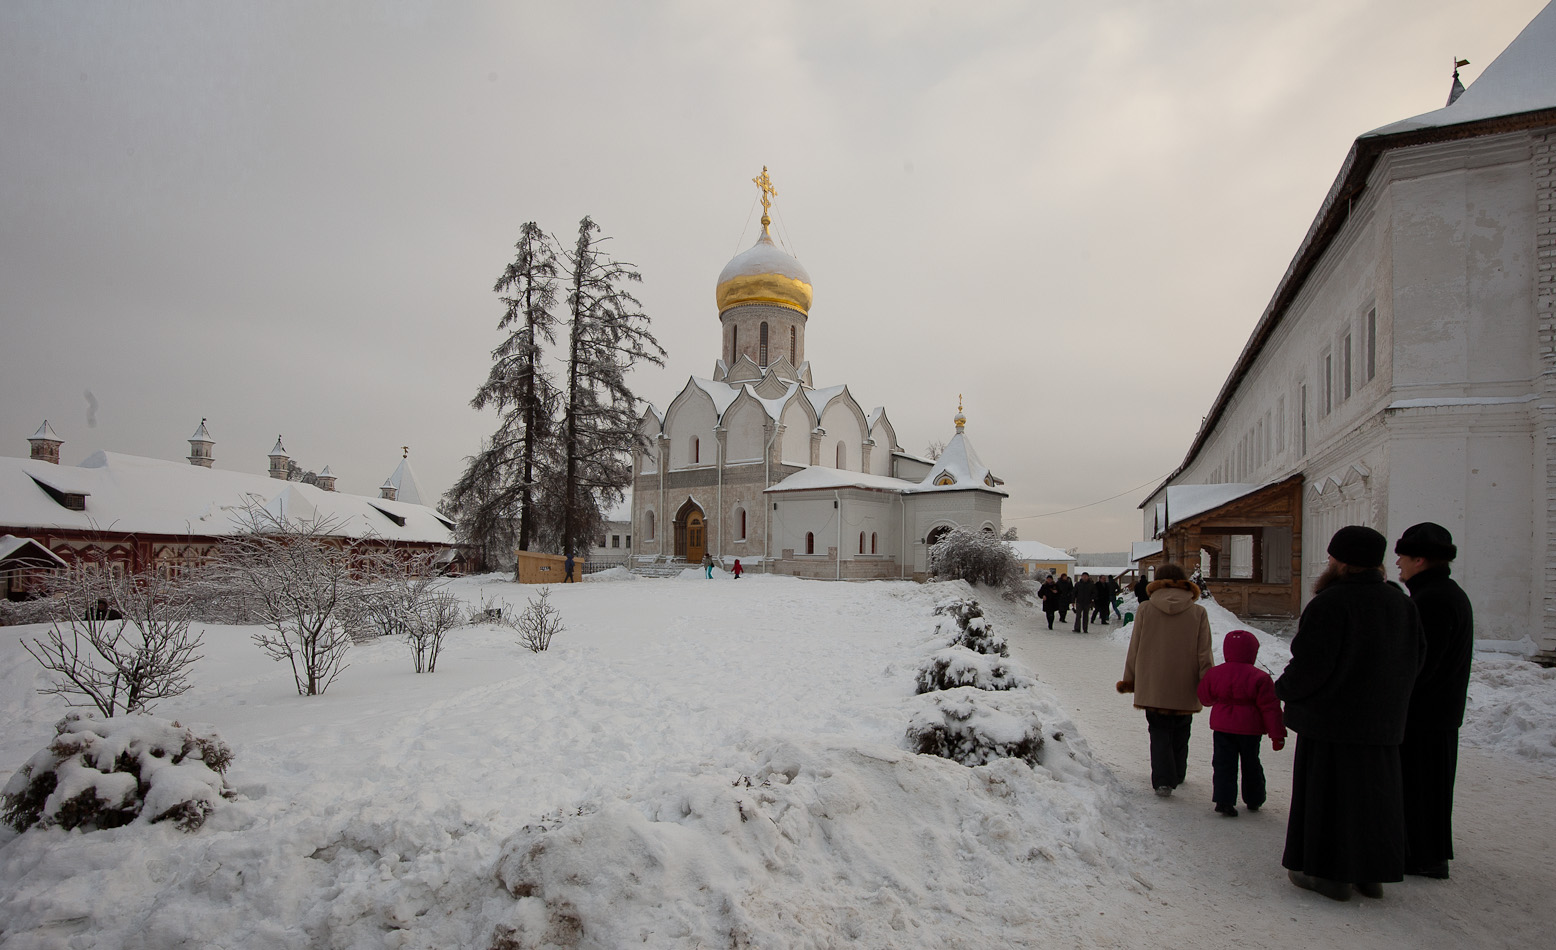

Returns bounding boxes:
[214,508,363,696]
[356,550,464,672]
[21,566,204,717]
[509,587,564,653]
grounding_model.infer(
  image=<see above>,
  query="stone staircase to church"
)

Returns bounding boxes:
[629,558,687,578]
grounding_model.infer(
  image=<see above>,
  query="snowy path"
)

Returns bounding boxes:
[995,598,1556,950]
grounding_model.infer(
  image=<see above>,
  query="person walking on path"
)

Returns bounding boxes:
[1056,573,1074,624]
[732,558,743,579]
[1038,575,1062,629]
[1197,629,1286,816]
[1116,563,1213,796]
[1133,574,1150,605]
[1072,573,1096,633]
[703,553,715,579]
[564,554,576,582]
[1277,525,1425,902]
[1394,522,1474,880]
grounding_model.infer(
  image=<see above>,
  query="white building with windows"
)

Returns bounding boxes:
[1140,3,1556,657]
[632,177,1005,579]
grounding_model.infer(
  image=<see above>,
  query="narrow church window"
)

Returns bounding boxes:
[736,507,746,539]
[1342,333,1353,401]
[692,436,700,464]
[646,511,656,541]
[1321,353,1333,416]
[836,442,846,469]
[760,322,769,366]
[805,532,815,555]
[1277,396,1286,451]
[871,532,878,554]
[731,327,738,363]
[859,532,866,554]
[1365,308,1377,382]
[789,326,796,365]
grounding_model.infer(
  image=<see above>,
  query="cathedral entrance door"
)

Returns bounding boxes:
[685,512,706,565]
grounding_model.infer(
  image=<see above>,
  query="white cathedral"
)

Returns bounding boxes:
[631,172,1005,579]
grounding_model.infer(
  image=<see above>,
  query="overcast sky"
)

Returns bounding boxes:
[2,0,1547,553]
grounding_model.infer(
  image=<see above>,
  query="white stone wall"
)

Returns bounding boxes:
[1151,128,1549,647]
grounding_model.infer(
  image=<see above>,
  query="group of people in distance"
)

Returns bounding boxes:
[1036,571,1124,633]
[1115,522,1473,902]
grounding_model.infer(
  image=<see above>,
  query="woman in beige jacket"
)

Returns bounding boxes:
[1117,563,1214,796]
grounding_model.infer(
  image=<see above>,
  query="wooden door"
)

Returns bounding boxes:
[686,512,705,564]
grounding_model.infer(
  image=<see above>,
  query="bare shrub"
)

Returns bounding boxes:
[509,587,564,653]
[213,507,365,696]
[928,528,1028,596]
[21,567,204,717]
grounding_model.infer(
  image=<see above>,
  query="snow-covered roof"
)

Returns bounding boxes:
[0,451,455,544]
[30,420,61,442]
[1131,539,1163,562]
[269,436,288,457]
[1367,3,1556,136]
[716,230,812,286]
[765,466,916,494]
[805,384,848,421]
[0,534,68,568]
[189,419,213,443]
[1159,482,1270,530]
[910,430,1007,496]
[1008,540,1074,563]
[603,490,632,523]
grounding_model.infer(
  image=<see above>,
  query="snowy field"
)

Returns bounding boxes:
[0,572,1553,949]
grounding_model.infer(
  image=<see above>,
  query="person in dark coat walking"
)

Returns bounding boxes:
[1197,629,1286,816]
[1133,575,1150,605]
[1055,573,1074,623]
[1071,572,1096,633]
[1038,575,1062,629]
[1277,525,1425,902]
[1394,522,1474,880]
[1093,576,1112,624]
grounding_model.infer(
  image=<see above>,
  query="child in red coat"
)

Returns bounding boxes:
[1196,629,1286,816]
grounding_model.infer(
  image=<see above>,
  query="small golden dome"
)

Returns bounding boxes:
[715,223,813,316]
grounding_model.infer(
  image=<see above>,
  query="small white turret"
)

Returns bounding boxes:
[268,436,290,480]
[28,420,62,465]
[188,418,215,468]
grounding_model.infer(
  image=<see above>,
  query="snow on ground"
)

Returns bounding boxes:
[0,574,1552,949]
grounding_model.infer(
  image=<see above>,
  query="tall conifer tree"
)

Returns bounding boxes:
[445,222,561,569]
[558,216,665,558]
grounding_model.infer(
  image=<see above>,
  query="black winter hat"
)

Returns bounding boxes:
[1395,522,1457,561]
[1327,525,1387,567]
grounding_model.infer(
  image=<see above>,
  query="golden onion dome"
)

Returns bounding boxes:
[715,222,813,316]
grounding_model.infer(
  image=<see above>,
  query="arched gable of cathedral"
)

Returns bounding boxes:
[813,387,870,472]
[751,373,794,401]
[664,380,720,470]
[762,354,801,385]
[777,393,819,466]
[721,389,771,463]
[636,406,664,474]
[866,409,900,476]
[723,354,764,385]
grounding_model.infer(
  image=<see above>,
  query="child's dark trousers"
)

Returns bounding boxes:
[1211,730,1266,808]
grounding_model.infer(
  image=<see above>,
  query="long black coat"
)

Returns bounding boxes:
[1276,570,1425,745]
[1072,578,1097,609]
[1056,575,1074,608]
[1403,565,1474,730]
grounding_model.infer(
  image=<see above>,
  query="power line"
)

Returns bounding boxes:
[1011,470,1174,520]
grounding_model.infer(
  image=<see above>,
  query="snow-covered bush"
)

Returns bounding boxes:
[21,567,205,717]
[932,596,1007,656]
[906,688,1045,767]
[2,713,235,833]
[927,527,1026,593]
[509,587,564,653]
[353,553,464,672]
[915,648,1036,694]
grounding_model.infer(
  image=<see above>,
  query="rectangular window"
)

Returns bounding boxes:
[1277,396,1286,451]
[1300,384,1309,455]
[611,535,620,548]
[1321,353,1333,416]
[626,535,631,547]
[1342,333,1353,401]
[1366,308,1377,382]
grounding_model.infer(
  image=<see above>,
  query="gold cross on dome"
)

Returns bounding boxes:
[752,166,777,216]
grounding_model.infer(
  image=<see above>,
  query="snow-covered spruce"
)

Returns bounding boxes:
[2,713,235,833]
[916,647,1036,694]
[932,596,1008,656]
[906,687,1045,767]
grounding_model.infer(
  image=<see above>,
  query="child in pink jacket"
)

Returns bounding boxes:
[1196,629,1286,816]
